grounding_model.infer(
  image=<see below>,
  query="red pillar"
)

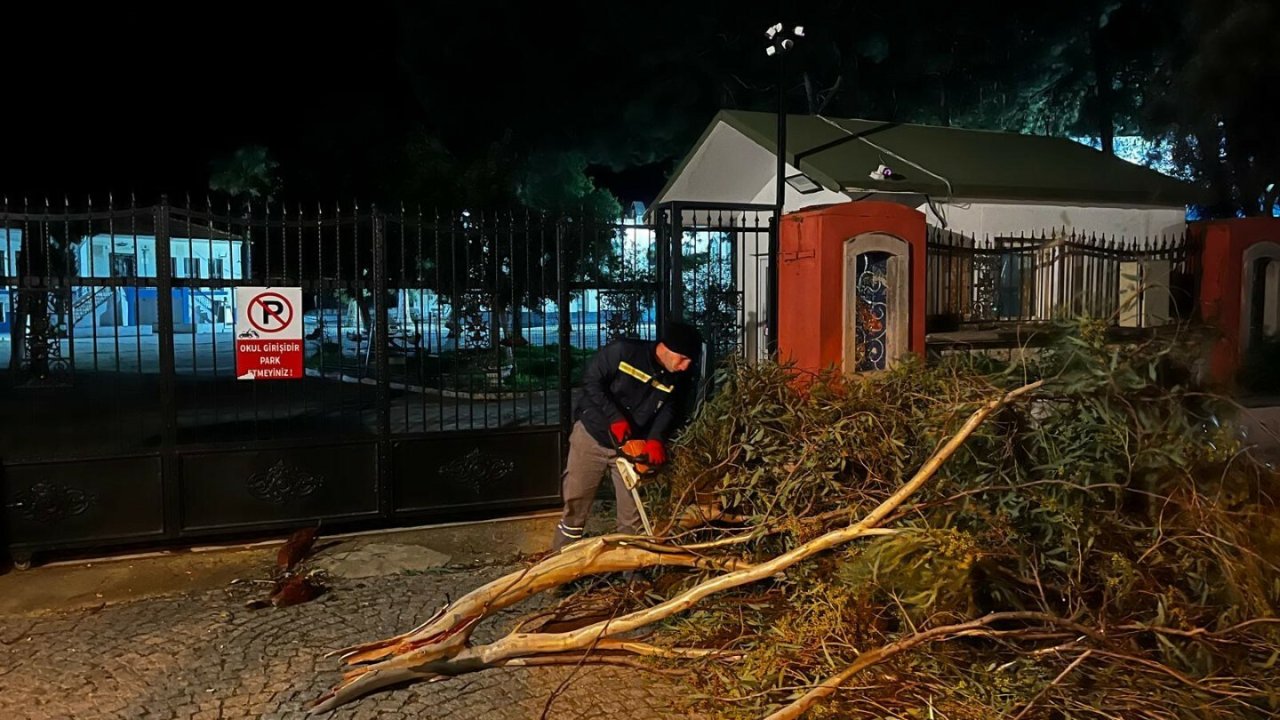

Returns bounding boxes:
[1196,217,1280,384]
[1197,222,1242,383]
[777,202,927,372]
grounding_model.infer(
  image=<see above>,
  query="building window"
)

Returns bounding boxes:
[110,253,137,278]
[0,250,7,276]
[0,296,6,323]
[854,251,891,371]
[212,258,225,279]
[183,257,204,279]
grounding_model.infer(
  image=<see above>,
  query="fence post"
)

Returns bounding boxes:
[154,194,181,538]
[766,210,778,358]
[556,220,573,457]
[371,207,393,518]
[670,204,684,323]
[654,206,667,333]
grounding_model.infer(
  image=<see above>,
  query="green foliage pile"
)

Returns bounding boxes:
[646,321,1280,719]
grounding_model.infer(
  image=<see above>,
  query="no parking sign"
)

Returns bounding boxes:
[235,287,303,380]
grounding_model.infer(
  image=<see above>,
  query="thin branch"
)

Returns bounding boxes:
[1010,650,1092,720]
[763,611,1070,720]
[1085,649,1251,698]
[816,76,843,114]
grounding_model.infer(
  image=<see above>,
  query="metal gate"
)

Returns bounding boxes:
[1,197,773,564]
[653,202,776,368]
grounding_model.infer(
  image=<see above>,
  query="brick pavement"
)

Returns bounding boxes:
[0,564,700,720]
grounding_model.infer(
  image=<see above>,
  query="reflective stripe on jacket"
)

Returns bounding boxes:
[576,339,690,448]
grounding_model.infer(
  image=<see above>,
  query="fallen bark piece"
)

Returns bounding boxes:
[277,524,320,573]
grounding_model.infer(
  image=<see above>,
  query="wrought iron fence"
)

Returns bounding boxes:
[925,227,1200,331]
[2,195,778,563]
[0,197,771,461]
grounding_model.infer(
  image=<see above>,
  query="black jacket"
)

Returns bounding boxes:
[576,339,692,448]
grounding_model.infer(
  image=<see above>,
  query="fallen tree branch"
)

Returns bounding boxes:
[591,639,741,659]
[502,654,693,676]
[675,523,900,552]
[1117,617,1280,640]
[763,611,1087,720]
[310,381,1041,714]
[326,535,751,666]
[663,502,754,533]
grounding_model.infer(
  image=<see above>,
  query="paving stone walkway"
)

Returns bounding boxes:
[0,563,699,720]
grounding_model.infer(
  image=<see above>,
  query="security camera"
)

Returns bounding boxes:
[869,163,894,180]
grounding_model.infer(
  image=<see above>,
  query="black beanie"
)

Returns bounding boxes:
[661,321,703,359]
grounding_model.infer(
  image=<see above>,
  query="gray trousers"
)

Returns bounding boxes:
[552,421,642,550]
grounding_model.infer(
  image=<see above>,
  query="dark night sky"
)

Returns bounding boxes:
[1,1,780,202]
[2,3,407,197]
[8,1,1270,214]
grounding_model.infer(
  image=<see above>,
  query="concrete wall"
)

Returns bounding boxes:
[919,201,1187,242]
[657,122,848,214]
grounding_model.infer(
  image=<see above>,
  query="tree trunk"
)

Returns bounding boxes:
[444,291,463,337]
[1220,113,1268,217]
[1195,120,1231,216]
[489,295,502,350]
[359,295,373,337]
[12,235,51,377]
[501,282,528,348]
[24,292,50,379]
[509,296,527,347]
[940,76,951,127]
[8,291,28,372]
[1090,19,1115,156]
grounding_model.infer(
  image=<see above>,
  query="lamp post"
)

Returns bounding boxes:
[765,22,803,357]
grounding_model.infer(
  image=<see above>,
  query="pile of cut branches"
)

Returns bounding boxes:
[312,321,1280,719]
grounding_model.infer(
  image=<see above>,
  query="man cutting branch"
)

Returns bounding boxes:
[551,322,704,550]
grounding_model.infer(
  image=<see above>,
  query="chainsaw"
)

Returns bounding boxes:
[616,439,659,535]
